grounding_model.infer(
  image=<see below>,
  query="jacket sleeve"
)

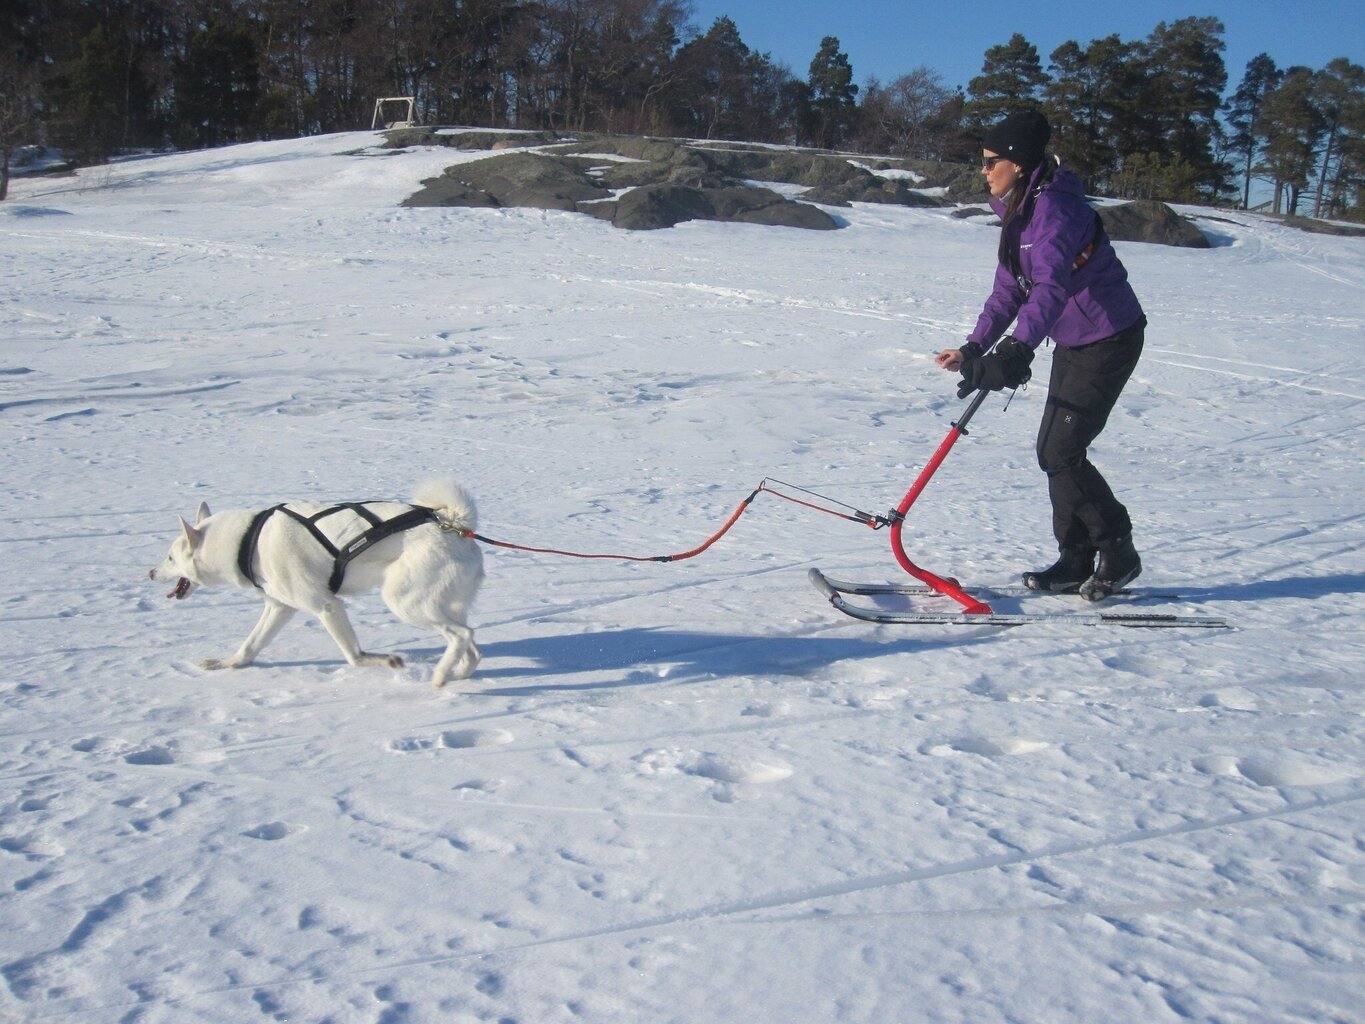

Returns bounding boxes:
[966,260,1026,348]
[1009,193,1096,347]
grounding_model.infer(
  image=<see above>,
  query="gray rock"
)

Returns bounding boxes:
[609,185,716,229]
[403,151,611,211]
[1099,200,1210,248]
[606,183,837,231]
[400,178,500,208]
[708,186,840,229]
[802,179,942,208]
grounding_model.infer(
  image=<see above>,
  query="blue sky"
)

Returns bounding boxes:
[684,0,1362,94]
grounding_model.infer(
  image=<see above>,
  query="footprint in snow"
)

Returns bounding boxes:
[243,821,305,841]
[1197,689,1258,711]
[121,745,224,766]
[0,833,65,858]
[1194,755,1354,788]
[634,748,794,787]
[389,729,514,752]
[389,735,438,753]
[454,778,504,793]
[441,728,514,749]
[921,737,1052,758]
[684,752,794,785]
[123,746,176,766]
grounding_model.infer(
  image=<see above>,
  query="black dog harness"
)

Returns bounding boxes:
[237,502,441,593]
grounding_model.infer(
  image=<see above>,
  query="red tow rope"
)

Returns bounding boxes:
[461,479,882,564]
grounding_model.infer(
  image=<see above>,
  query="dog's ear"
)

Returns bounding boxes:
[179,516,204,549]
[195,501,212,524]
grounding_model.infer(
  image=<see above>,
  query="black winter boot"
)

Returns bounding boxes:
[1080,535,1142,602]
[1022,547,1095,593]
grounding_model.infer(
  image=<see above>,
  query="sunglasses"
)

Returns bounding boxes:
[981,156,1010,171]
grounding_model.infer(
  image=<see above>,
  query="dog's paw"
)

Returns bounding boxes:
[432,657,480,688]
[356,652,405,670]
[201,654,252,670]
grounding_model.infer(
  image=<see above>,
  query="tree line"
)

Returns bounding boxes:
[2,1,1362,219]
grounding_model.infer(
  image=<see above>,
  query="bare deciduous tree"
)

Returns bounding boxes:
[1,50,40,200]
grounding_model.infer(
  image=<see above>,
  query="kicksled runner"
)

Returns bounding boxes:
[808,571,1227,629]
[808,388,1229,630]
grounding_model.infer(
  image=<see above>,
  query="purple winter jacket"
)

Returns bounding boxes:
[967,160,1144,351]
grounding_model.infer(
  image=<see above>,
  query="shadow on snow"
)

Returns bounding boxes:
[451,626,969,695]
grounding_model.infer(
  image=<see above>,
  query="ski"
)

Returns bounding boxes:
[815,575,1184,601]
[809,569,1229,629]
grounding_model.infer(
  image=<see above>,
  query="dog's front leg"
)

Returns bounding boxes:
[316,599,404,671]
[202,599,296,671]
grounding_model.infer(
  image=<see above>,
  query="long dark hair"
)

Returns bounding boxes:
[996,158,1054,268]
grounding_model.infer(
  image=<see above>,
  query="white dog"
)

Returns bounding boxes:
[149,479,484,687]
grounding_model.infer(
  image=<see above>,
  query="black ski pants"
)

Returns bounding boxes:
[1035,317,1145,552]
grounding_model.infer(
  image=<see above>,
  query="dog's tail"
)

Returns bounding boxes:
[412,478,478,532]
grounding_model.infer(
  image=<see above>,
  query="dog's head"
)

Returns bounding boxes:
[149,501,213,599]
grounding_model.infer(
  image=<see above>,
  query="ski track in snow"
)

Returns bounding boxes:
[2,133,1363,1024]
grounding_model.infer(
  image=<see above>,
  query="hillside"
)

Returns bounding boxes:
[2,131,1363,1024]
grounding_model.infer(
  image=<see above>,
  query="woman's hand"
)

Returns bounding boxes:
[936,348,966,371]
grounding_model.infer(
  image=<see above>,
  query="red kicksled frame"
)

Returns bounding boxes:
[887,388,994,615]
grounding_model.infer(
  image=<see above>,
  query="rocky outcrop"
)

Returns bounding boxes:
[396,131,940,230]
[1282,214,1365,238]
[383,127,562,150]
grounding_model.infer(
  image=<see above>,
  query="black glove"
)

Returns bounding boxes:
[957,337,1033,398]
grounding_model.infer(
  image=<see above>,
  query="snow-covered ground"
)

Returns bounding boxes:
[2,132,1363,1023]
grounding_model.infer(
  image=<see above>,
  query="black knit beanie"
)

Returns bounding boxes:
[982,110,1051,171]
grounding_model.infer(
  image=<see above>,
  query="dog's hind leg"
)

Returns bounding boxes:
[430,625,480,688]
[316,599,404,671]
[203,599,296,671]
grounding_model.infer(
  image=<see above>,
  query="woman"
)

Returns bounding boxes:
[935,110,1146,601]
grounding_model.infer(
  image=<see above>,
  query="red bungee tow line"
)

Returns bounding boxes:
[459,479,884,562]
[459,387,998,616]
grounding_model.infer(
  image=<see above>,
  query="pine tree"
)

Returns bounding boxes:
[62,25,126,164]
[670,16,794,142]
[1257,67,1325,214]
[1226,54,1282,208]
[1310,58,1365,218]
[966,33,1046,133]
[1143,17,1229,200]
[804,35,857,149]
[1044,35,1135,191]
[172,21,263,150]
